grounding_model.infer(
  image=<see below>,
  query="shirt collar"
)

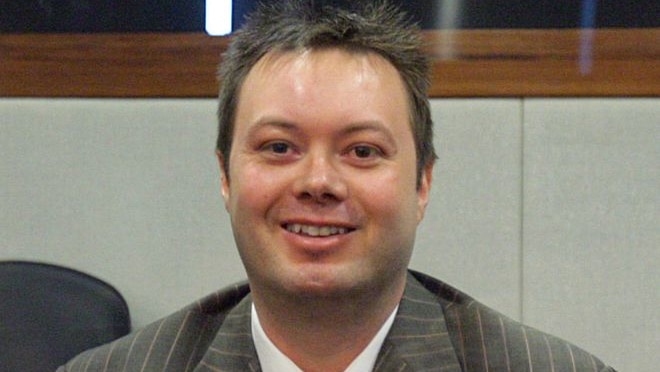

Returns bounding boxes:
[251,303,398,372]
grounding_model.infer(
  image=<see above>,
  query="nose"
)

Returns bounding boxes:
[293,151,348,204]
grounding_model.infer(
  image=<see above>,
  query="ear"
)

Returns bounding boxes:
[216,150,231,209]
[416,161,434,222]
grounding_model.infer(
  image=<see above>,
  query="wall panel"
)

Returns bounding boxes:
[522,99,659,372]
[414,99,522,320]
[0,99,243,325]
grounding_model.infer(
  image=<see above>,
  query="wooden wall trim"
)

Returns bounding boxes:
[1,29,658,98]
[424,29,659,97]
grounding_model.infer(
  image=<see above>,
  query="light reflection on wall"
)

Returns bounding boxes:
[436,0,463,60]
[579,0,598,75]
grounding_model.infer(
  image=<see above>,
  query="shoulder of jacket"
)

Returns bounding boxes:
[59,280,252,371]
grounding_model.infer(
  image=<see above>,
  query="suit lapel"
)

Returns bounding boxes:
[192,273,462,371]
[194,294,261,372]
[374,273,463,371]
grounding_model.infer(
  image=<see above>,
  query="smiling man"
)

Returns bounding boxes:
[221,47,429,371]
[60,1,615,371]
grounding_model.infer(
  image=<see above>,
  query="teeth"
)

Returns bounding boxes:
[286,224,349,237]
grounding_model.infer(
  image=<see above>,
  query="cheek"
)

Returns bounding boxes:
[227,163,288,217]
[227,163,258,209]
[357,166,419,219]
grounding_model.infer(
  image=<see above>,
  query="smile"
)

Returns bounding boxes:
[285,224,352,237]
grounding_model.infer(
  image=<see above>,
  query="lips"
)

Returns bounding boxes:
[285,223,353,237]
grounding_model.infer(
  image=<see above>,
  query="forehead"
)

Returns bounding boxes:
[235,48,410,129]
[248,47,400,78]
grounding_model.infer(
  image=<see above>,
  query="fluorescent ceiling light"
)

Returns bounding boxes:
[206,0,232,36]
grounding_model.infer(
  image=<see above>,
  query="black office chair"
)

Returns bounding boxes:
[0,261,131,372]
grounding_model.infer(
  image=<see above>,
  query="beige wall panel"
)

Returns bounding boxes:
[1,99,244,327]
[523,99,659,372]
[414,99,523,320]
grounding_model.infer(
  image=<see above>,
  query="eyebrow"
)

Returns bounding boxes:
[245,119,301,138]
[340,121,397,145]
[245,118,398,145]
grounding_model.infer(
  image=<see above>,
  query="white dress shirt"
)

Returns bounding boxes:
[252,303,398,372]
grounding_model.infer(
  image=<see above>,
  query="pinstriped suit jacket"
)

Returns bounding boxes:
[58,271,615,371]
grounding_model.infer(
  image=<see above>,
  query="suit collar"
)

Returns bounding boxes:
[195,293,261,372]
[373,272,463,371]
[195,272,461,371]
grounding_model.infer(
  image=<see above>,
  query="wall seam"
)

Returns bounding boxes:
[519,98,526,323]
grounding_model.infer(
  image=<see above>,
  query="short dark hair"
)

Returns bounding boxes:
[216,0,436,186]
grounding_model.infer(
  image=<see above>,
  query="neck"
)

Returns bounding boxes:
[251,276,406,372]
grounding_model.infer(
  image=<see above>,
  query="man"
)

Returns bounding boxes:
[60,1,615,371]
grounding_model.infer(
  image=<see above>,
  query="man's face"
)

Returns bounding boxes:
[220,49,432,298]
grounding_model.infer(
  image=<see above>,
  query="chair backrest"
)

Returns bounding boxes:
[0,261,131,371]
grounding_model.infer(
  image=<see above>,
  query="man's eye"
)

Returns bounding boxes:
[351,145,380,158]
[265,142,290,154]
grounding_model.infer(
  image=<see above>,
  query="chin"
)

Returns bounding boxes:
[284,266,378,298]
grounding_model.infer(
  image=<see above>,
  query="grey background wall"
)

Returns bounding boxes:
[1,98,658,371]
